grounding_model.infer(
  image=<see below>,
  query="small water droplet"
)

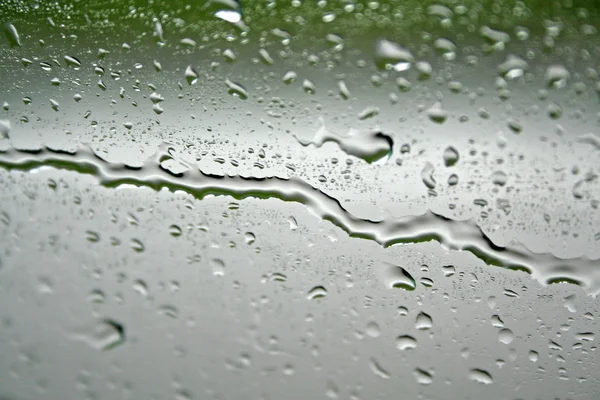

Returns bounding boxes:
[132,279,148,296]
[244,232,256,244]
[414,368,433,385]
[130,239,144,253]
[443,146,459,167]
[427,102,448,123]
[3,23,21,47]
[498,328,514,344]
[366,321,381,338]
[72,319,125,351]
[185,65,199,85]
[307,285,327,300]
[396,335,417,350]
[415,312,433,330]
[469,369,493,384]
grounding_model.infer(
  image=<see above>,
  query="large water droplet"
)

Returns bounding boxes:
[414,368,433,385]
[307,285,327,300]
[396,335,417,350]
[374,39,414,71]
[72,319,125,351]
[498,328,514,344]
[415,312,433,330]
[443,146,459,167]
[469,369,493,384]
[295,118,393,163]
[380,262,416,290]
[3,23,21,47]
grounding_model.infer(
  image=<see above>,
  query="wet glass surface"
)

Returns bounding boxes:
[1,1,599,399]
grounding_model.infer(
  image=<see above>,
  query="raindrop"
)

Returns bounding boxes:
[396,335,417,350]
[72,319,125,351]
[414,368,433,385]
[545,65,570,88]
[492,171,507,186]
[421,162,436,189]
[244,232,256,245]
[303,79,316,94]
[491,315,504,328]
[211,259,225,276]
[185,65,199,85]
[132,280,148,296]
[373,39,414,71]
[469,369,493,384]
[498,328,514,344]
[282,71,297,84]
[85,231,100,243]
[380,262,416,290]
[443,146,459,167]
[64,55,82,68]
[130,239,144,253]
[3,23,21,47]
[528,351,539,362]
[415,312,433,330]
[225,79,248,99]
[307,285,327,300]
[369,357,391,379]
[427,102,448,123]
[442,265,455,277]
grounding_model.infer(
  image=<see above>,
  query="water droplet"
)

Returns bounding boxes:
[302,79,316,94]
[3,23,21,47]
[244,232,256,244]
[469,369,493,384]
[158,304,179,318]
[380,262,416,290]
[442,265,455,277]
[498,328,514,344]
[491,315,504,328]
[358,106,379,120]
[492,171,507,186]
[396,77,412,92]
[396,335,417,350]
[397,306,409,316]
[87,289,106,304]
[169,225,182,237]
[528,350,539,362]
[374,39,414,71]
[185,65,199,85]
[338,81,350,99]
[130,239,144,253]
[443,146,459,167]
[427,102,448,123]
[307,285,327,300]
[85,231,100,243]
[366,321,381,338]
[64,55,81,68]
[295,118,393,163]
[434,38,456,60]
[132,280,148,296]
[415,312,433,330]
[545,65,570,88]
[225,79,248,99]
[414,368,433,385]
[369,357,390,379]
[575,332,595,342]
[282,71,297,84]
[421,162,436,189]
[72,319,125,351]
[211,259,225,276]
[50,99,59,112]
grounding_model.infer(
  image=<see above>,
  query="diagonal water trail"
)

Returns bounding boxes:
[0,143,598,294]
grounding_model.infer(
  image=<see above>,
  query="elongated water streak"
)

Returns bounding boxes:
[0,143,598,294]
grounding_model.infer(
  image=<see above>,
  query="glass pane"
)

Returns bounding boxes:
[1,1,599,399]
